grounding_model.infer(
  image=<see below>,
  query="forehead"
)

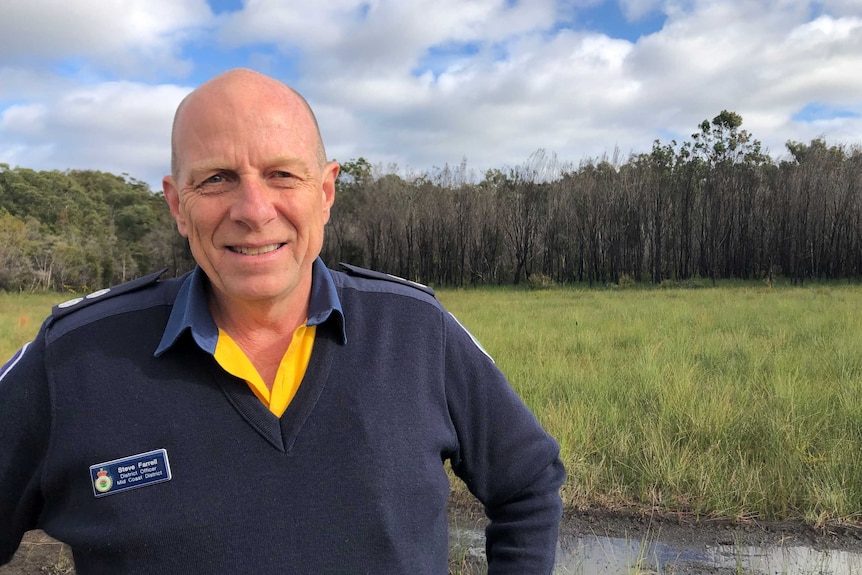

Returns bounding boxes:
[174,80,319,169]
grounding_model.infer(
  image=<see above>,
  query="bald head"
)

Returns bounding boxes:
[170,69,327,180]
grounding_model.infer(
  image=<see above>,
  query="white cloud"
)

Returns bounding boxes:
[584,1,862,152]
[220,0,558,76]
[0,0,213,77]
[0,81,191,189]
[619,0,664,21]
[0,104,48,134]
[300,25,644,173]
[817,0,862,17]
[0,68,71,103]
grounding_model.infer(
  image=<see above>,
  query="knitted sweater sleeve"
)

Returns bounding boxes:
[0,326,51,566]
[442,311,566,574]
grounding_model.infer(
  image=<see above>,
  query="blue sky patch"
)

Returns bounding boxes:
[655,128,682,145]
[793,102,861,123]
[412,41,482,79]
[51,58,101,81]
[356,2,372,20]
[206,0,244,15]
[182,43,302,86]
[558,1,667,42]
[808,1,827,20]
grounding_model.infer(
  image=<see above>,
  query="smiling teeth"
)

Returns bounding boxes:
[232,244,282,256]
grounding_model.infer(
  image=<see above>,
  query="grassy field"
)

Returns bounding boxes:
[3,283,861,527]
[437,282,862,527]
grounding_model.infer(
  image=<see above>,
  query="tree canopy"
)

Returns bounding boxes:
[0,165,192,291]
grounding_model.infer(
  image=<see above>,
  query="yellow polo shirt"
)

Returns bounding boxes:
[213,324,316,417]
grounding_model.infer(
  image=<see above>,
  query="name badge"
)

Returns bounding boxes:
[89,449,172,497]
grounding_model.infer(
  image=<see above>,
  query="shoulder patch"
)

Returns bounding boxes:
[50,268,169,322]
[339,263,435,297]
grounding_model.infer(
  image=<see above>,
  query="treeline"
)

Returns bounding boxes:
[1,110,861,292]
[0,168,192,292]
[323,111,862,287]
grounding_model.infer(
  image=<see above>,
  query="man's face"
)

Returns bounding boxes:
[163,79,338,310]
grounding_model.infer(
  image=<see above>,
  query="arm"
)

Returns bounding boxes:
[442,312,565,574]
[0,329,52,565]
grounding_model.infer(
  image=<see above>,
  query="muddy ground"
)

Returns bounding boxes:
[3,501,861,575]
[556,508,862,556]
[448,495,862,574]
[447,487,862,551]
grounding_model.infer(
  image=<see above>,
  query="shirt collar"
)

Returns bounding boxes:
[155,257,345,357]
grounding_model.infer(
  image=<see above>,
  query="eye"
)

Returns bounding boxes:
[269,170,302,187]
[194,172,233,193]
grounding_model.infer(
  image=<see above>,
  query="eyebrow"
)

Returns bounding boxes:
[185,156,316,183]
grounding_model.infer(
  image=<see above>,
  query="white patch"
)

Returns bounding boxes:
[385,272,429,291]
[57,297,84,308]
[0,342,31,384]
[85,288,111,299]
[449,312,495,363]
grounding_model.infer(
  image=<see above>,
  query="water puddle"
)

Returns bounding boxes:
[450,524,862,574]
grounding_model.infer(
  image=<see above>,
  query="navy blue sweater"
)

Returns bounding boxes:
[0,261,565,574]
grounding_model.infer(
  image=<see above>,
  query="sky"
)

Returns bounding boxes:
[1,0,861,191]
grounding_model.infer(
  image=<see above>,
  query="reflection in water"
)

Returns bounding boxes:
[704,543,862,575]
[450,525,862,574]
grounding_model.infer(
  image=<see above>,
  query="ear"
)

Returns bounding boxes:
[162,175,189,237]
[321,161,339,225]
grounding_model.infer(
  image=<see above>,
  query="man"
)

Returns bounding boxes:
[0,69,565,574]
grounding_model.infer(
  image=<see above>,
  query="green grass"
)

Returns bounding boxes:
[0,292,68,360]
[438,283,862,526]
[4,285,862,526]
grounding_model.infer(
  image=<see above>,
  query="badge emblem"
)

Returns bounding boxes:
[94,468,113,493]
[89,449,171,498]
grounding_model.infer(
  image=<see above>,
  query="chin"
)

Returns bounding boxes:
[227,278,298,302]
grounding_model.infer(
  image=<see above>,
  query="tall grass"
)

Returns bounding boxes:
[3,285,861,525]
[0,293,67,361]
[438,284,862,525]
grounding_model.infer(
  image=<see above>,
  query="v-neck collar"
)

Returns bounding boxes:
[212,324,340,452]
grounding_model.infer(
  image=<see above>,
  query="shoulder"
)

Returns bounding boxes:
[332,263,437,301]
[47,268,186,338]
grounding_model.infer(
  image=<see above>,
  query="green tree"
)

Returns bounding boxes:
[0,211,29,290]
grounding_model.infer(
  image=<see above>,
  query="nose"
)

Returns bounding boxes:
[230,176,277,230]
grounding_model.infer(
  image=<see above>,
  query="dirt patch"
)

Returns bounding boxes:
[0,531,73,575]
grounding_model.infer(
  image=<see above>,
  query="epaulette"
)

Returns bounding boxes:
[339,263,435,297]
[50,268,169,321]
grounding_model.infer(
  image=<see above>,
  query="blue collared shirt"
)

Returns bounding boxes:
[154,258,345,357]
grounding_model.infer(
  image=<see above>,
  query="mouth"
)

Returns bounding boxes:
[228,243,285,256]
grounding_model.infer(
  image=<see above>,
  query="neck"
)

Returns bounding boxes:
[209,281,311,342]
[208,283,311,389]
